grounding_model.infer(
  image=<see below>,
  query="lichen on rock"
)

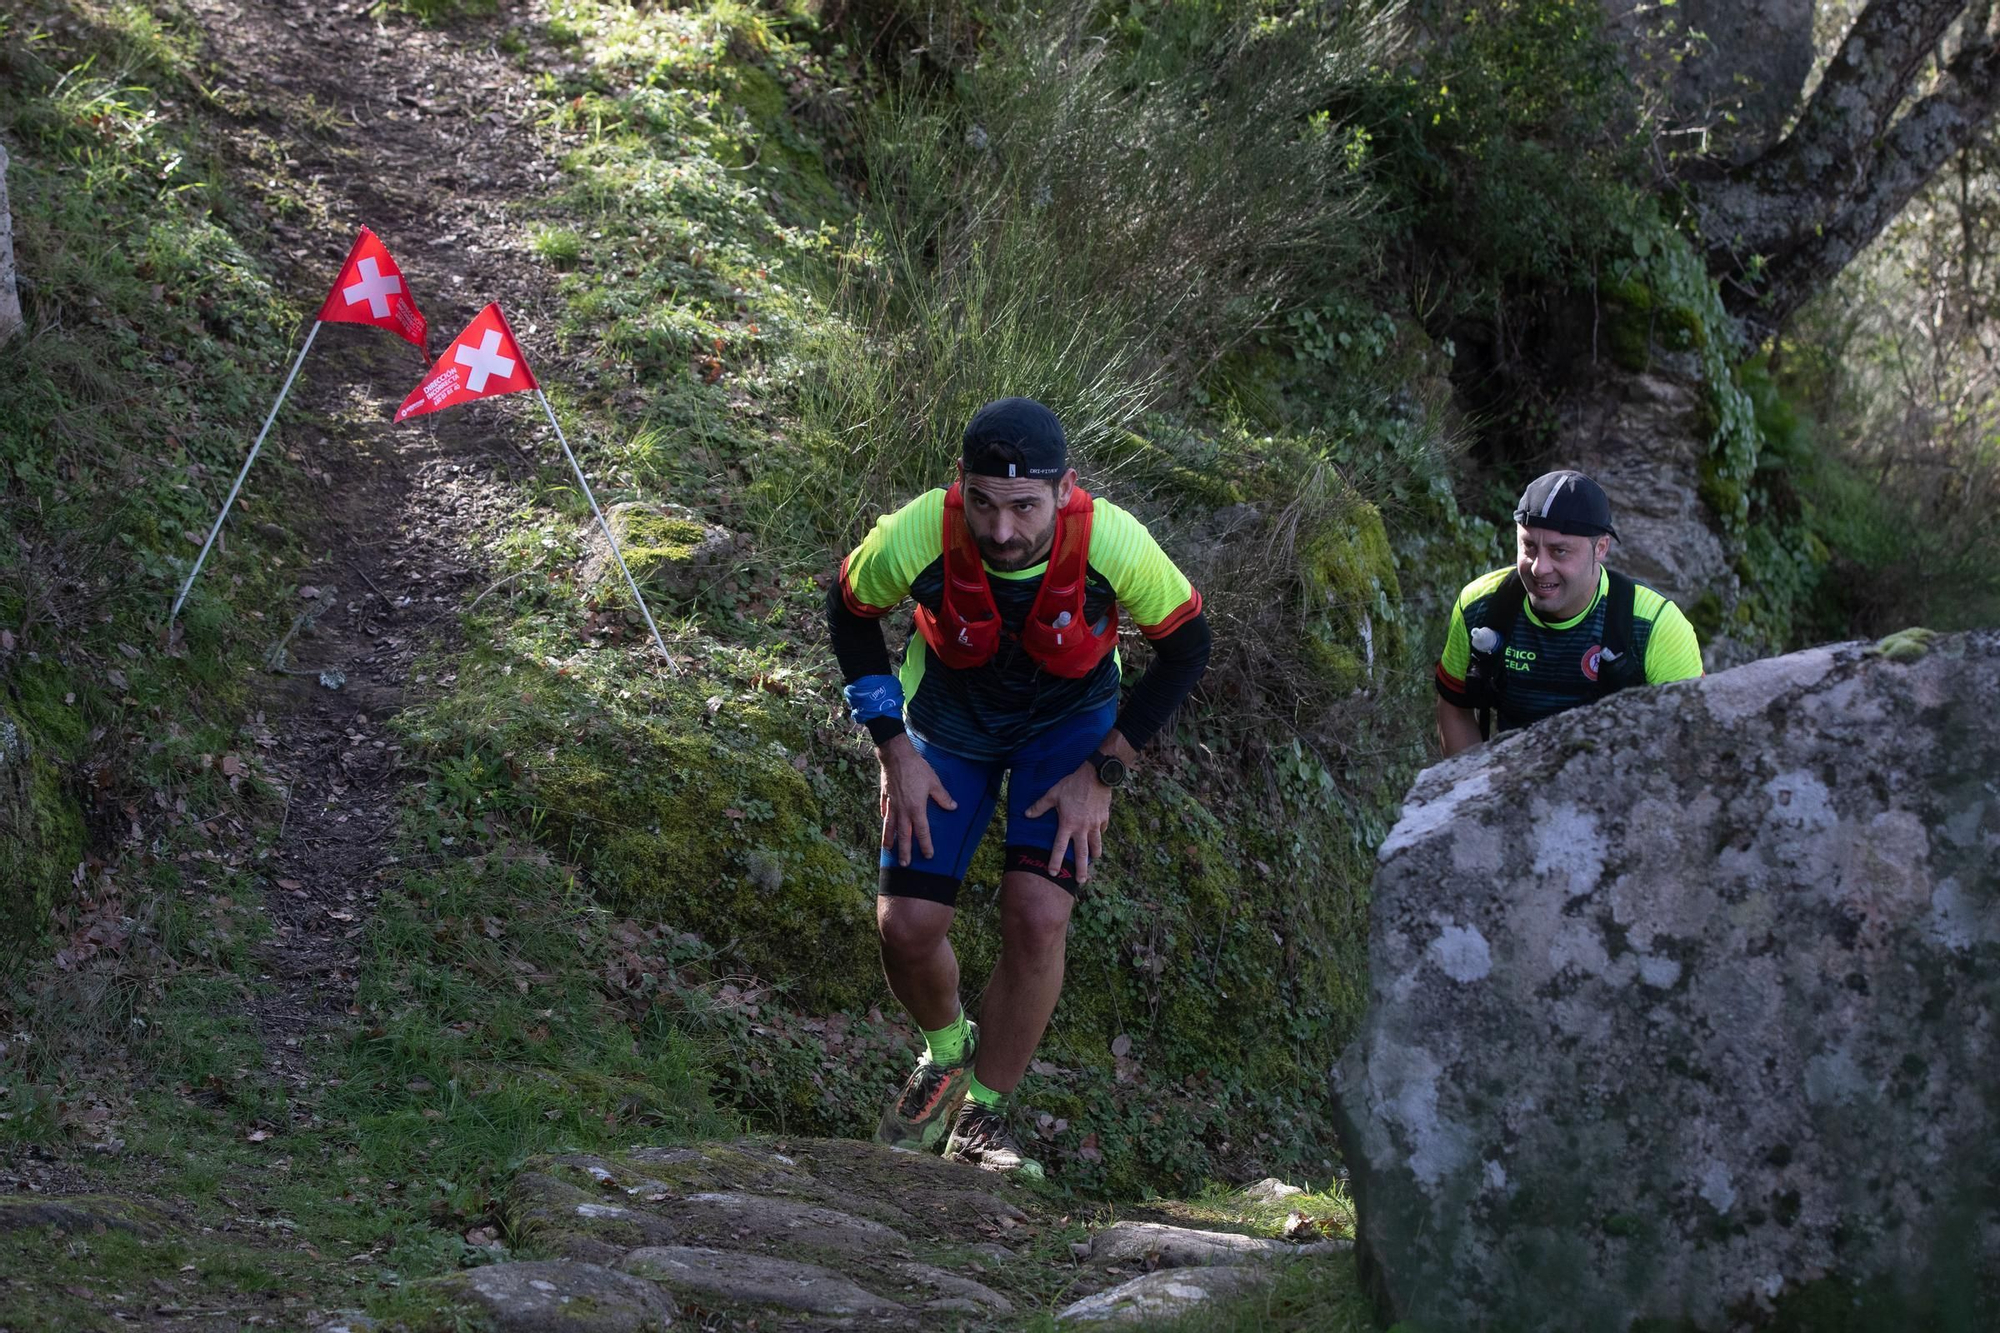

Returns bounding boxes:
[1333,631,2000,1330]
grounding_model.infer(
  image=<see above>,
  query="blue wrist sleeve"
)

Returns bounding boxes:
[844,673,905,725]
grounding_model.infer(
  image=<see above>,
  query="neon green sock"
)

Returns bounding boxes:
[922,1010,971,1067]
[965,1072,1006,1108]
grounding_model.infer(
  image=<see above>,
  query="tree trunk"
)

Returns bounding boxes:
[1690,0,2000,335]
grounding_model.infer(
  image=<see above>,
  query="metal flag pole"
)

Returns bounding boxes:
[535,389,676,671]
[170,320,323,624]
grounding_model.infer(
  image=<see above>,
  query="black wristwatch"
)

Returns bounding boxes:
[1087,750,1128,788]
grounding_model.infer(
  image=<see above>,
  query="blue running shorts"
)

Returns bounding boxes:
[878,699,1115,905]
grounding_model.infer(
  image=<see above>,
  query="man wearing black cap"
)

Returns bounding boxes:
[1433,468,1703,755]
[826,397,1211,1177]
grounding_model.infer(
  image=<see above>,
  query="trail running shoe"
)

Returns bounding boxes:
[943,1099,1045,1181]
[875,1022,978,1152]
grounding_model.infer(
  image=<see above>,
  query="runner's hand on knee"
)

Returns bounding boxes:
[878,736,956,866]
[1027,766,1112,885]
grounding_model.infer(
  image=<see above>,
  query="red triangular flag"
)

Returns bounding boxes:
[393,303,538,422]
[318,227,429,353]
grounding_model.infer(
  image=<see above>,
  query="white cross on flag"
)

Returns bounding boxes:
[317,227,429,353]
[392,303,537,422]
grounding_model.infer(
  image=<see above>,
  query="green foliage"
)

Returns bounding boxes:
[1360,0,1649,302]
[333,848,725,1226]
[1780,143,2000,638]
[1116,1257,1378,1333]
[1603,212,1761,526]
[394,0,500,22]
[773,0,1395,548]
[528,225,584,270]
[0,1223,291,1330]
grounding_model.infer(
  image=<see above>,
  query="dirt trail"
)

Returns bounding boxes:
[178,0,566,1089]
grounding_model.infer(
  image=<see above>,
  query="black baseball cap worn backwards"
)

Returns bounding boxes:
[962,397,1068,480]
[1514,469,1618,541]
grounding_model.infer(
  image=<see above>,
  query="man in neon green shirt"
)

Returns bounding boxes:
[826,398,1210,1177]
[1435,470,1703,755]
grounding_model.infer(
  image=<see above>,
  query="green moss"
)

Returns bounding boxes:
[1209,346,1294,427]
[619,512,711,567]
[722,61,845,223]
[1867,627,1937,663]
[1696,454,1744,526]
[1659,303,1707,352]
[1685,590,1724,642]
[1298,499,1404,692]
[532,718,876,1009]
[1603,277,1653,312]
[1097,430,1246,511]
[1604,303,1652,373]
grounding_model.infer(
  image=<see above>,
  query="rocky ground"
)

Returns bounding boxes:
[325,1138,1347,1329]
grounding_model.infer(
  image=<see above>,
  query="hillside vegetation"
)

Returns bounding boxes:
[0,0,1986,1328]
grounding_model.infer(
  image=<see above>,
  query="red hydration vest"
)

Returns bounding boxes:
[913,483,1119,679]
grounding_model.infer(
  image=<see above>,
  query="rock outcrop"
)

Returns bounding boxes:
[375,1136,1339,1331]
[1557,367,1739,652]
[1333,632,2000,1330]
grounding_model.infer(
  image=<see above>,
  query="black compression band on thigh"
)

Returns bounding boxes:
[1003,844,1079,894]
[879,864,961,905]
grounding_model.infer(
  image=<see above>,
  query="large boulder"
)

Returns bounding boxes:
[1332,631,2000,1330]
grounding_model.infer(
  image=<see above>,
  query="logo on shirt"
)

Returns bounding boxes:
[958,626,974,648]
[1582,644,1618,681]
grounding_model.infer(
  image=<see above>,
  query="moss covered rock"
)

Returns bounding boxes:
[1297,497,1403,692]
[580,503,750,610]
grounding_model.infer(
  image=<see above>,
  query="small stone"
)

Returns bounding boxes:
[1236,1178,1305,1204]
[1057,1265,1276,1323]
[1088,1221,1295,1268]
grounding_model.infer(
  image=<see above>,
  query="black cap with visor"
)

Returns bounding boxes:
[962,397,1068,480]
[1514,470,1618,541]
